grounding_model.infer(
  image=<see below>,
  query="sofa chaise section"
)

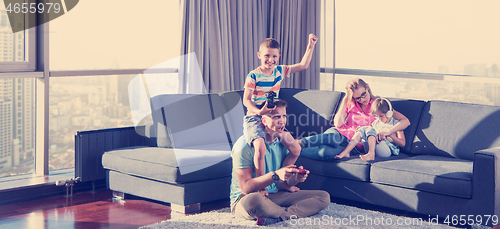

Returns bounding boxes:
[102,93,240,212]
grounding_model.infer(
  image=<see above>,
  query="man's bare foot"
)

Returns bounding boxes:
[287,185,300,192]
[258,189,269,196]
[276,181,300,192]
[360,153,375,161]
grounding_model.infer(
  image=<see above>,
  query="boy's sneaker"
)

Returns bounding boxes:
[256,217,282,226]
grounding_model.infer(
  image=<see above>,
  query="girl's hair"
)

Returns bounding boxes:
[370,97,390,115]
[345,78,375,105]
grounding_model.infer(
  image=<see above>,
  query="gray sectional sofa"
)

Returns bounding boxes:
[76,88,500,226]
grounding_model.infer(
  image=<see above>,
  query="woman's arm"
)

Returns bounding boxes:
[377,110,410,141]
[333,97,348,127]
[387,110,410,134]
[387,130,406,147]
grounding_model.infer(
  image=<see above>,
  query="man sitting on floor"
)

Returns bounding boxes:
[230,99,330,226]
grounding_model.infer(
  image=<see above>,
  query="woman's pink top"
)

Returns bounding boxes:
[336,99,376,140]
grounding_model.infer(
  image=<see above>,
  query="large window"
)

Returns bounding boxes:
[336,0,500,76]
[46,0,181,173]
[49,0,181,71]
[320,0,500,105]
[49,75,135,171]
[1,0,181,179]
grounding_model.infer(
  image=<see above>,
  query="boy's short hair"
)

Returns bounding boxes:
[260,38,281,53]
[274,99,287,108]
[371,97,390,115]
[265,99,288,116]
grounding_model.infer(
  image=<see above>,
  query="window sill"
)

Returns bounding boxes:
[0,168,74,192]
[0,169,81,205]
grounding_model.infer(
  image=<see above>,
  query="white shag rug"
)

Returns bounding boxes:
[140,202,491,229]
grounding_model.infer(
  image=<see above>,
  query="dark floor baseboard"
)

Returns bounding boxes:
[0,179,106,206]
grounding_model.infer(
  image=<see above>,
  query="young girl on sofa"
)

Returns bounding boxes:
[334,97,406,161]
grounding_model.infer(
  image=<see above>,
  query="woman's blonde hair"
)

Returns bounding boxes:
[345,78,375,104]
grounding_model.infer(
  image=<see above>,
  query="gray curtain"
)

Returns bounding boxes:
[181,0,320,93]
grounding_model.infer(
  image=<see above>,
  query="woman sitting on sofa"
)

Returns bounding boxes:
[298,78,410,161]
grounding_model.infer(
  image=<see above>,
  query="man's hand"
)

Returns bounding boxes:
[275,166,308,191]
[294,166,309,183]
[308,34,318,49]
[275,165,297,182]
[283,166,309,188]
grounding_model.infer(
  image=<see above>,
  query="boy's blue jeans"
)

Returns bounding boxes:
[299,128,355,160]
[356,126,377,141]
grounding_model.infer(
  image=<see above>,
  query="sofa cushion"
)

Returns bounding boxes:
[149,93,233,174]
[218,90,245,145]
[102,146,232,184]
[370,155,473,198]
[279,89,343,139]
[296,156,370,181]
[388,98,426,155]
[412,101,500,160]
[151,94,230,147]
[296,154,409,181]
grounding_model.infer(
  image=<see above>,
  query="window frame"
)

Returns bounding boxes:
[0,16,37,72]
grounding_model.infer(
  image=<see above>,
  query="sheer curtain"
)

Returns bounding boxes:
[181,0,320,92]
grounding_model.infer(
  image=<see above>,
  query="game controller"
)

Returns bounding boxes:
[265,91,276,108]
[297,169,306,174]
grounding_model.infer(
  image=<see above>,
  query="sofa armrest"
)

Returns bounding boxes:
[75,125,157,182]
[473,146,500,220]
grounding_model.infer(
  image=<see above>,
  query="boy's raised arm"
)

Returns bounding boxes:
[289,34,318,74]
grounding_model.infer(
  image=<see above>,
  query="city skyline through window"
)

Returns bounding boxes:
[0,4,34,177]
[0,9,25,63]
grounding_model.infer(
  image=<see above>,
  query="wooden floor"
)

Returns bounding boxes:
[0,189,229,229]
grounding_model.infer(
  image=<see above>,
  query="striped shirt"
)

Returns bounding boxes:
[244,65,291,107]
